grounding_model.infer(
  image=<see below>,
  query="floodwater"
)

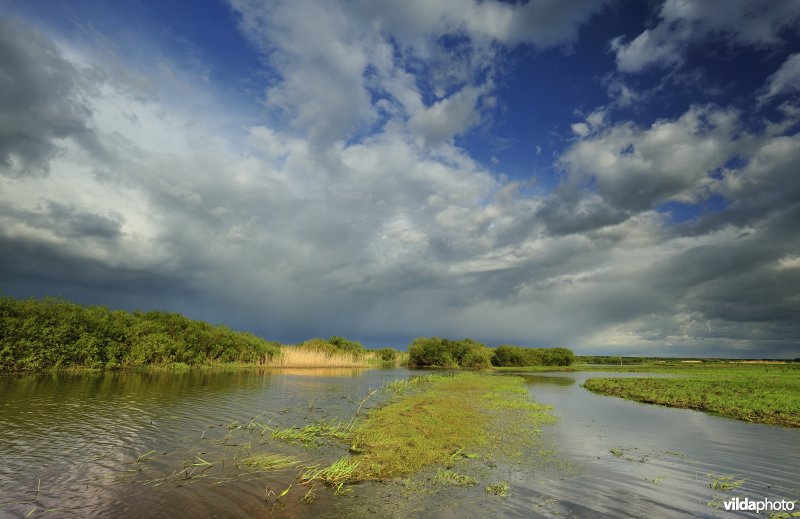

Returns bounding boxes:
[0,369,797,518]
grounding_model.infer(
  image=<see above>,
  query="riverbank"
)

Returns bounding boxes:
[580,364,800,427]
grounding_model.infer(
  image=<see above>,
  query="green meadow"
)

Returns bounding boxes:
[581,364,800,427]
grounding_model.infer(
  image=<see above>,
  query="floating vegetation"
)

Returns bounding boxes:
[608,447,649,463]
[708,473,746,491]
[433,468,478,487]
[485,482,511,498]
[136,450,157,463]
[238,453,301,472]
[301,485,317,504]
[269,420,351,446]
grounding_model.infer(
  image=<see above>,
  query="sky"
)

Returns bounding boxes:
[1,0,799,357]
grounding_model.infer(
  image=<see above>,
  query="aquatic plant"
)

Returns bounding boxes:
[485,482,511,497]
[433,468,478,487]
[269,420,351,446]
[238,453,301,472]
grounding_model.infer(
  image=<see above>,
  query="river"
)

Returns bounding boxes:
[0,369,797,517]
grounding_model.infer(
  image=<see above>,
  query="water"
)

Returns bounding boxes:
[0,369,797,518]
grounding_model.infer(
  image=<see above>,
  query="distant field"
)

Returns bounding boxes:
[580,364,800,428]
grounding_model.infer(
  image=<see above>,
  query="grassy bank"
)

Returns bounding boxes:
[301,373,555,484]
[582,364,800,427]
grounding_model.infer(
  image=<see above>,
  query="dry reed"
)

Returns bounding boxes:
[266,347,376,368]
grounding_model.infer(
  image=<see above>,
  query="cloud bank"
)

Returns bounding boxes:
[1,1,799,357]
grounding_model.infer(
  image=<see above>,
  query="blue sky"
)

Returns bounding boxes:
[1,0,799,357]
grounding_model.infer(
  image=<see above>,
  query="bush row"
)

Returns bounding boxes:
[0,296,281,371]
[408,337,574,369]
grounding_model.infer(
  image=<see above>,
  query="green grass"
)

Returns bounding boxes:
[300,457,360,486]
[485,481,511,497]
[269,420,351,446]
[298,373,554,485]
[432,468,478,487]
[708,473,746,491]
[582,364,800,427]
[238,453,301,472]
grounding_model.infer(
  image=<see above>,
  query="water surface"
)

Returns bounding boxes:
[0,369,797,518]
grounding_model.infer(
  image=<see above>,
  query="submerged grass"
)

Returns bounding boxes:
[238,453,301,472]
[432,468,478,487]
[303,373,555,485]
[583,365,800,427]
[269,420,351,446]
[708,473,746,491]
[485,482,511,498]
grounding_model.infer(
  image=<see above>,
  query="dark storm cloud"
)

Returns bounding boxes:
[0,201,123,240]
[0,17,101,176]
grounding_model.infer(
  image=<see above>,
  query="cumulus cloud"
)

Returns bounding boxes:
[1,8,799,357]
[612,0,800,73]
[228,0,608,147]
[560,105,742,211]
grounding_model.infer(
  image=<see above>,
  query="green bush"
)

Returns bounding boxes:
[0,295,281,372]
[490,345,575,367]
[327,336,364,354]
[408,337,492,370]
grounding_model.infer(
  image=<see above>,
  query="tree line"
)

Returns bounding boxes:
[0,295,574,372]
[408,337,574,369]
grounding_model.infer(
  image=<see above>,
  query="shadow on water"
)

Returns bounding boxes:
[0,369,798,518]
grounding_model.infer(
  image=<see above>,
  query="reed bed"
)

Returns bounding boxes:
[266,347,376,368]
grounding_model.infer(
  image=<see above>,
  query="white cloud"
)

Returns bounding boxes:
[761,52,800,101]
[408,85,484,146]
[560,105,743,210]
[612,0,800,73]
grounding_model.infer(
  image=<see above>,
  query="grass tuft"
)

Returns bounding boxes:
[238,453,301,472]
[433,468,478,487]
[485,482,511,497]
[300,457,360,486]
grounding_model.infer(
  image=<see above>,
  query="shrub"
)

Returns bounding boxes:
[491,345,575,367]
[408,337,492,369]
[327,336,364,354]
[0,295,281,371]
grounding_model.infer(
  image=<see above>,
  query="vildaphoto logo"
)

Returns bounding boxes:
[722,497,796,513]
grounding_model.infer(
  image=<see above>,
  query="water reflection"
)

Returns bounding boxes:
[519,374,576,386]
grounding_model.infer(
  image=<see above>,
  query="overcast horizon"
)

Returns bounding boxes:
[1,0,799,357]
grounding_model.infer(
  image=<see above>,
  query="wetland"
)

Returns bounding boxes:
[1,367,797,518]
